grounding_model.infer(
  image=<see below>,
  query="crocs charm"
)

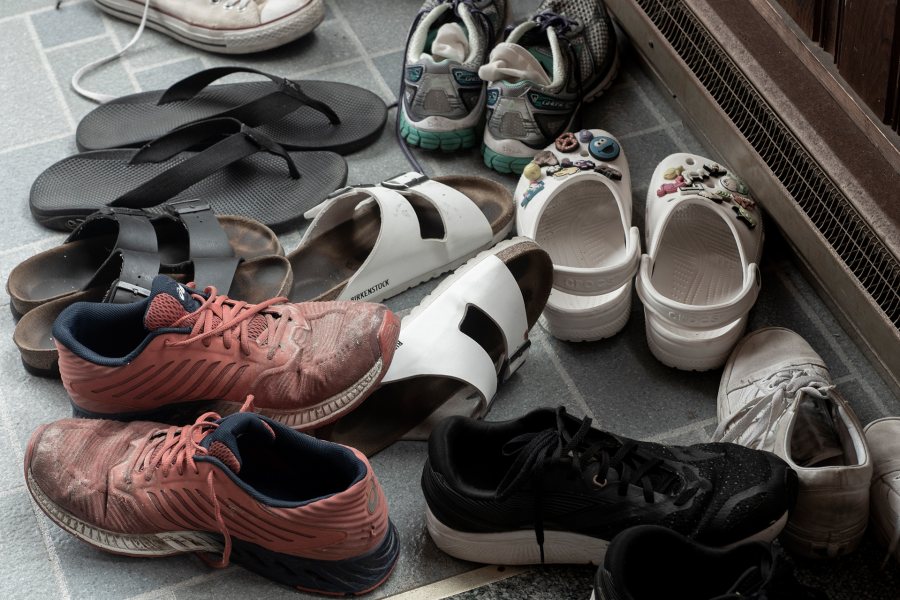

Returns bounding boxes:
[699,190,724,203]
[732,205,756,228]
[595,165,622,181]
[575,160,595,170]
[555,132,579,152]
[656,175,686,197]
[560,158,574,168]
[663,166,684,180]
[704,162,727,177]
[546,165,562,176]
[679,183,706,195]
[553,167,580,178]
[533,150,559,167]
[523,162,542,182]
[683,169,706,183]
[521,181,545,208]
[720,175,749,195]
[578,129,594,143]
[589,136,620,161]
[731,194,756,210]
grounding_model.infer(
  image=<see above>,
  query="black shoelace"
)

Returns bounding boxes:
[497,408,700,563]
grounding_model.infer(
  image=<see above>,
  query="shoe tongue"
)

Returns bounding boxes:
[200,413,277,475]
[478,41,552,86]
[428,22,469,62]
[143,275,202,331]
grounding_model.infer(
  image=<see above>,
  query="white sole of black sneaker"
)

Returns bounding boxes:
[426,506,789,565]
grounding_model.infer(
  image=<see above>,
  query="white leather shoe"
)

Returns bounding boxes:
[635,153,763,370]
[865,417,900,566]
[713,327,872,558]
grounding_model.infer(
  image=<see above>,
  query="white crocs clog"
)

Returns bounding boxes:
[514,129,640,341]
[636,153,764,371]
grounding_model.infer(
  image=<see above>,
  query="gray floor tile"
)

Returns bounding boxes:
[45,36,137,122]
[30,0,104,48]
[104,14,206,71]
[0,428,23,494]
[0,0,55,19]
[331,0,419,55]
[134,57,206,92]
[371,50,402,105]
[581,80,661,134]
[0,490,63,600]
[0,21,72,151]
[447,566,594,600]
[0,136,73,253]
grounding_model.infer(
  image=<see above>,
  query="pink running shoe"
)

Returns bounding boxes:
[25,406,399,595]
[53,275,400,430]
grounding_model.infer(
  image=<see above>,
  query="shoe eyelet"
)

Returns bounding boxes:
[592,475,607,488]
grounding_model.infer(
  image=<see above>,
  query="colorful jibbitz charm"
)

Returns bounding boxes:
[703,162,726,176]
[533,150,559,167]
[560,158,573,168]
[733,205,756,228]
[555,132,579,152]
[589,136,620,161]
[553,167,580,178]
[679,183,706,195]
[575,160,595,170]
[731,194,756,210]
[683,169,706,183]
[577,129,594,143]
[657,175,686,197]
[699,190,724,203]
[720,175,749,195]
[523,162,542,182]
[595,165,622,180]
[663,166,684,180]
[546,165,562,176]
[521,180,544,208]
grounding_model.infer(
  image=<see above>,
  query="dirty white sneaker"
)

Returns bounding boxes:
[93,0,325,53]
[865,417,900,567]
[712,327,872,558]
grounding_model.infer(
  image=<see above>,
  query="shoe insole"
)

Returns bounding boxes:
[317,245,552,457]
[790,396,851,468]
[287,176,514,302]
[30,149,347,233]
[651,204,742,307]
[9,216,280,309]
[76,81,388,155]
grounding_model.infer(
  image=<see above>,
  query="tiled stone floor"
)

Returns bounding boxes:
[1,1,899,599]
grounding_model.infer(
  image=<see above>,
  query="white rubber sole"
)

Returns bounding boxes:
[540,283,632,342]
[426,506,789,566]
[92,0,325,54]
[27,467,220,557]
[645,314,747,371]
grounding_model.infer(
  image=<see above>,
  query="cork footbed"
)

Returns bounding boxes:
[286,176,515,302]
[13,255,291,377]
[8,215,282,318]
[316,240,553,457]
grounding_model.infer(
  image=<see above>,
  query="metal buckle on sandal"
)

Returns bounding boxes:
[97,206,149,217]
[324,184,376,200]
[381,172,429,190]
[165,199,212,216]
[105,279,151,304]
[498,339,532,383]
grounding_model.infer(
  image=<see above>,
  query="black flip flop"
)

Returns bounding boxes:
[76,66,388,155]
[31,118,347,232]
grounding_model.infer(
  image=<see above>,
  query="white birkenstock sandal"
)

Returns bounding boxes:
[316,236,553,456]
[287,172,515,303]
[514,129,640,341]
[635,153,764,371]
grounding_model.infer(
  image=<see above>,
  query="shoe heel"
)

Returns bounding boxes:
[228,521,400,596]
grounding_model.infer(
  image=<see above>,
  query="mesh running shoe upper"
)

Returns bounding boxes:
[480,0,617,148]
[423,408,796,550]
[25,411,390,562]
[403,0,506,122]
[53,275,398,416]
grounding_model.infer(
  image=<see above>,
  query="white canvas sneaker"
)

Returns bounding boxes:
[92,0,325,54]
[712,327,872,558]
[865,417,900,566]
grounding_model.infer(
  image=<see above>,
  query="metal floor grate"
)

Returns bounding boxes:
[635,0,900,328]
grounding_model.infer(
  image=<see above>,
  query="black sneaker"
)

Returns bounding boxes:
[421,407,797,565]
[593,525,827,599]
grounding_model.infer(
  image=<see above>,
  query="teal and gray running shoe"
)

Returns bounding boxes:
[400,0,507,152]
[479,0,619,174]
